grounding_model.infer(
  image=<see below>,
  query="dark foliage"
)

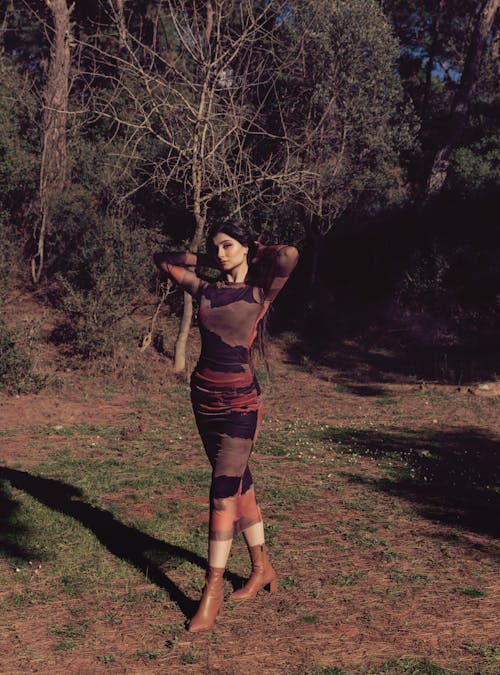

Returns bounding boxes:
[0,0,497,381]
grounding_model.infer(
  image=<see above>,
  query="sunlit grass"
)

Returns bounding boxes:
[1,380,498,672]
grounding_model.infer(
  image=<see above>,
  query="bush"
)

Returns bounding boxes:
[0,57,39,247]
[52,215,151,360]
[451,136,500,196]
[0,314,47,394]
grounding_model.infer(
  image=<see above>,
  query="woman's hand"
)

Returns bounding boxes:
[250,241,263,264]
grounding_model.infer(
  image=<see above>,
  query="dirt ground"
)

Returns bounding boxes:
[0,310,499,674]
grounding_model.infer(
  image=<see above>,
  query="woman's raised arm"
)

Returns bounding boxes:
[153,251,210,298]
[252,244,299,304]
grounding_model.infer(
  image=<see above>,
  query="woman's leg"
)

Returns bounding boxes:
[189,393,263,628]
[189,430,252,631]
[188,487,236,632]
[239,520,265,547]
[232,405,265,544]
[234,468,264,542]
[232,473,277,601]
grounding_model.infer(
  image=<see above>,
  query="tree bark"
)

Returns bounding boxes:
[32,0,73,283]
[172,1,213,374]
[421,0,445,121]
[109,0,127,52]
[172,209,206,374]
[173,291,194,374]
[425,0,499,199]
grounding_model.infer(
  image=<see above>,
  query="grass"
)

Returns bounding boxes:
[136,649,161,660]
[1,371,498,673]
[370,658,459,674]
[457,586,486,598]
[332,572,364,587]
[306,666,350,674]
[179,646,199,664]
[52,639,77,652]
[463,643,500,673]
[50,621,89,638]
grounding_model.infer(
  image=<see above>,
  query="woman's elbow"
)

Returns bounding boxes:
[283,245,299,266]
[153,252,170,273]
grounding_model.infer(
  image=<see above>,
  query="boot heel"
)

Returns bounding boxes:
[231,544,277,602]
[268,577,278,593]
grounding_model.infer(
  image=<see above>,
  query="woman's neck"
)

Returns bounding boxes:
[225,261,249,284]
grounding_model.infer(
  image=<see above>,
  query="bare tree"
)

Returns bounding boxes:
[83,0,309,372]
[31,0,74,283]
[108,0,127,52]
[425,0,500,199]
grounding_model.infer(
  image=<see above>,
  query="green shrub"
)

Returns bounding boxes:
[0,314,46,394]
[451,135,500,196]
[52,215,151,360]
[0,57,39,244]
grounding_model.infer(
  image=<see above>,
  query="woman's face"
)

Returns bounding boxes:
[212,232,249,273]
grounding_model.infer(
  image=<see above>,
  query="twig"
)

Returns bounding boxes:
[140,279,172,352]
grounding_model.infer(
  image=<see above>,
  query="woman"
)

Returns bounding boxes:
[154,220,299,632]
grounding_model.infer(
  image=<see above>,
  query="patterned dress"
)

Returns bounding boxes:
[160,245,298,543]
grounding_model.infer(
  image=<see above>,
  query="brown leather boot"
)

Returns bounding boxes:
[232,544,277,601]
[188,567,224,632]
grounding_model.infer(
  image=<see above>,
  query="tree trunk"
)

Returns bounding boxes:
[32,0,73,283]
[303,210,324,290]
[309,232,321,289]
[425,0,499,199]
[172,209,206,374]
[173,291,194,374]
[421,0,445,121]
[109,0,127,52]
[173,13,213,374]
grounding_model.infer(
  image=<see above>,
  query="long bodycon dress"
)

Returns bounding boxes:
[162,245,298,544]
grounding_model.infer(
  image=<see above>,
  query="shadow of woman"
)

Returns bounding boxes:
[0,465,244,621]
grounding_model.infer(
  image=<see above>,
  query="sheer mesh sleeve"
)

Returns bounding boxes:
[255,245,299,304]
[154,252,204,298]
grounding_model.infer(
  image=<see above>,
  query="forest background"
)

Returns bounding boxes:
[0,0,498,390]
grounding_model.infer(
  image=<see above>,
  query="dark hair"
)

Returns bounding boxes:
[207,219,258,263]
[207,219,270,368]
[207,218,275,291]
